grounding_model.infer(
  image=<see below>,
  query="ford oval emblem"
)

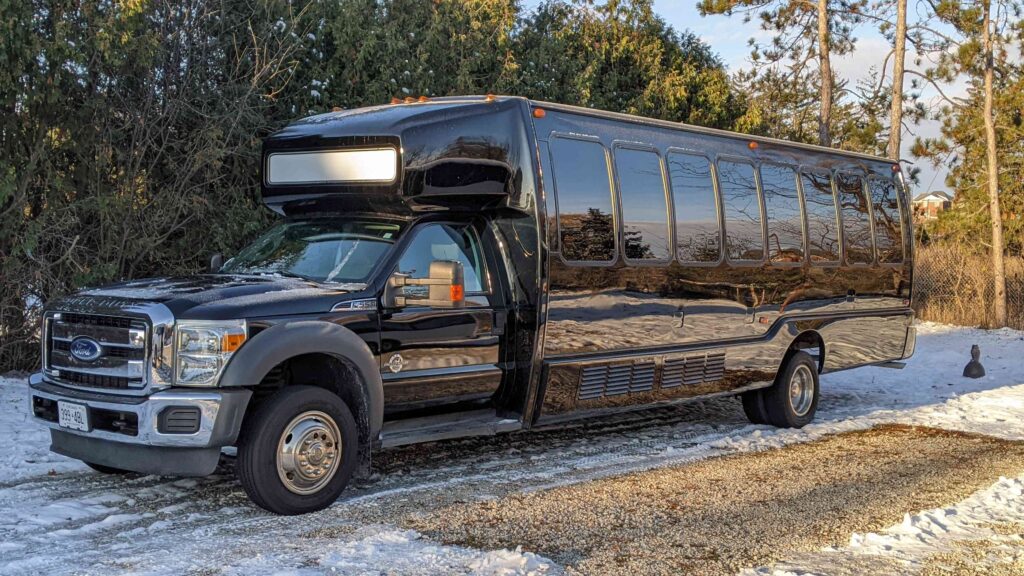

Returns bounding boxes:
[69,336,103,362]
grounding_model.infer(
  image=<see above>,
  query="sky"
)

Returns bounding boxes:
[521,0,959,194]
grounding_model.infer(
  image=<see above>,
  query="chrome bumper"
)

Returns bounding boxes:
[902,325,917,359]
[28,373,250,448]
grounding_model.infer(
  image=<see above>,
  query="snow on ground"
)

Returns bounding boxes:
[2,322,1024,574]
[743,474,1024,576]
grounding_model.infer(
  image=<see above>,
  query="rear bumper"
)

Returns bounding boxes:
[29,373,250,476]
[902,325,917,359]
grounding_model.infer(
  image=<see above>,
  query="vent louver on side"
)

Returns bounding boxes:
[630,361,655,393]
[704,352,726,382]
[577,361,658,400]
[661,357,687,389]
[662,352,727,388]
[579,365,608,400]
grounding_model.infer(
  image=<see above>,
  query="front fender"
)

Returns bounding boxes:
[218,321,383,442]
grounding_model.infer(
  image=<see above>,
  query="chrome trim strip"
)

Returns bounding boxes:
[51,335,145,349]
[48,361,144,379]
[380,363,503,382]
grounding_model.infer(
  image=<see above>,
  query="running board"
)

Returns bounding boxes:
[875,361,906,369]
[379,409,522,448]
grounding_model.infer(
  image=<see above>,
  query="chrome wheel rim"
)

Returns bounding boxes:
[276,410,342,495]
[789,364,815,417]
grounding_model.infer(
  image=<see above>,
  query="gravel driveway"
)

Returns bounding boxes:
[407,425,1024,575]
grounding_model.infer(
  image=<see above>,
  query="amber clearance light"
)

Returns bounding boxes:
[222,333,247,353]
[450,284,465,303]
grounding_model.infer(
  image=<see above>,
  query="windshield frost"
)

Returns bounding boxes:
[222,219,402,283]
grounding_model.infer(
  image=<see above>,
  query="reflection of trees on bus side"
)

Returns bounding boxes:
[761,164,804,263]
[668,153,721,263]
[868,178,904,263]
[836,173,874,264]
[717,159,764,261]
[561,208,616,262]
[801,170,841,263]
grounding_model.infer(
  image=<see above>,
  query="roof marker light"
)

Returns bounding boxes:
[390,98,402,105]
[748,141,759,150]
[485,93,496,102]
[418,95,429,102]
[404,97,415,104]
[533,108,546,119]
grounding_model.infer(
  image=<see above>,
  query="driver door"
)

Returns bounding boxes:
[378,222,504,414]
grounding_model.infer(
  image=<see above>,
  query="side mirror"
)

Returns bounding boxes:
[386,260,465,308]
[209,253,224,273]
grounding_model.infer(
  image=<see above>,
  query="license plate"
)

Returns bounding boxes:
[57,401,90,432]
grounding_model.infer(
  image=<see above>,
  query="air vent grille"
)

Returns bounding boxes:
[578,361,657,401]
[661,352,727,388]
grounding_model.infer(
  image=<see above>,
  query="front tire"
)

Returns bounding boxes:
[744,351,819,428]
[236,385,359,515]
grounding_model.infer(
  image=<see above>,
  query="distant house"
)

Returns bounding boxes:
[912,191,953,221]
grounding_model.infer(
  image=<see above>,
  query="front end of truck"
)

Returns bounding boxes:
[29,296,253,476]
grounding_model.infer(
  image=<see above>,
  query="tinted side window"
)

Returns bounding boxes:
[717,159,764,262]
[800,170,840,264]
[550,138,616,263]
[615,147,669,261]
[760,164,804,263]
[835,173,873,264]
[398,224,487,295]
[668,152,721,263]
[868,177,904,263]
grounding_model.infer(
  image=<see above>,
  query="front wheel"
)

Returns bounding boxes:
[236,385,359,515]
[743,351,819,428]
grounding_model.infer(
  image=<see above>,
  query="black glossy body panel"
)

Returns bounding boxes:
[44,96,914,443]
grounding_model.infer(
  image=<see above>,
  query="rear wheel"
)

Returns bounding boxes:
[84,461,132,475]
[743,351,819,428]
[236,385,359,515]
[740,390,769,424]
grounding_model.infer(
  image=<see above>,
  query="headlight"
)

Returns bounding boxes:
[174,320,247,386]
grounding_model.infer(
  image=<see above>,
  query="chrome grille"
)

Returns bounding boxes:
[45,312,149,391]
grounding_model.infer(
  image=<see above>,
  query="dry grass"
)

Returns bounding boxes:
[914,244,1024,329]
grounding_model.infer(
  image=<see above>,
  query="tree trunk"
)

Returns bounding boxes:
[816,0,833,147]
[887,0,907,160]
[981,0,1007,327]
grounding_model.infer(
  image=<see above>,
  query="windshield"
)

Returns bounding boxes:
[221,219,403,283]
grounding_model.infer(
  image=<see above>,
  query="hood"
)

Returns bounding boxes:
[55,275,369,320]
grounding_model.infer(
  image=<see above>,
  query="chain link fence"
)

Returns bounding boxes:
[913,244,1024,329]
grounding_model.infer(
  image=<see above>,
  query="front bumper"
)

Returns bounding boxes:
[28,373,250,476]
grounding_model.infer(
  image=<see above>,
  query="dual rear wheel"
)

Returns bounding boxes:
[742,351,819,428]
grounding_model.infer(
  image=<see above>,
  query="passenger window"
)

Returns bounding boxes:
[550,137,616,263]
[760,164,804,263]
[717,159,764,262]
[614,147,670,261]
[835,173,874,264]
[397,224,488,296]
[868,177,904,263]
[800,170,840,264]
[668,152,721,263]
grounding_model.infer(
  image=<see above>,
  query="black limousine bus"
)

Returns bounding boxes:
[29,96,915,514]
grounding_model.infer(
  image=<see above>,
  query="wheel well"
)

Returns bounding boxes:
[788,331,824,373]
[246,353,373,453]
